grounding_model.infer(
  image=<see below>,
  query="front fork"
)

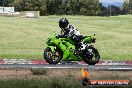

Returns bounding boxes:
[84,45,94,58]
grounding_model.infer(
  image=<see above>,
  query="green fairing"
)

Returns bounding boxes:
[83,35,95,43]
[46,34,94,61]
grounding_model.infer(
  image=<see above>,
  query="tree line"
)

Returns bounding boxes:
[0,0,132,16]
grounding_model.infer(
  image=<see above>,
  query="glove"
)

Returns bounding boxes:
[56,35,65,38]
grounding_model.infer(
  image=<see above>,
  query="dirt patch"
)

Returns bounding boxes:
[0,69,32,79]
[0,68,131,80]
[0,69,31,76]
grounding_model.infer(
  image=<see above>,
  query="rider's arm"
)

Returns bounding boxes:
[56,30,67,38]
[68,25,81,36]
[56,34,66,38]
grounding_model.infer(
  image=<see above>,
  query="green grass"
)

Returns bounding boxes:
[0,15,132,60]
[0,77,82,88]
[0,77,131,88]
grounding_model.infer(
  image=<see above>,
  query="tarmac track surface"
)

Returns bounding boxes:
[0,64,132,71]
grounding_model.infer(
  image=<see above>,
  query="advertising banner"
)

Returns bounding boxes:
[0,7,14,13]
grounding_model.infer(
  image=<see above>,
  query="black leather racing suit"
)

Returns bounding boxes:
[59,25,85,50]
[61,25,82,40]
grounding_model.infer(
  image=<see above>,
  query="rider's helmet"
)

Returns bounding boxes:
[59,18,69,29]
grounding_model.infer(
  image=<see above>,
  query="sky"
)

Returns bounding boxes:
[100,0,124,3]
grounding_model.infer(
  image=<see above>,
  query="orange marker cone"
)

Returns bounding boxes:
[81,67,91,86]
[82,67,89,78]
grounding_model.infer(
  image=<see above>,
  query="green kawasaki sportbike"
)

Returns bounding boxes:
[44,34,100,65]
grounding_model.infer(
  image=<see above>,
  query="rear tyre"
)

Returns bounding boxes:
[83,47,100,65]
[44,47,62,64]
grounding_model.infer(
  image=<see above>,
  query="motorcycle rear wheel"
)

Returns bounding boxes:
[44,47,62,64]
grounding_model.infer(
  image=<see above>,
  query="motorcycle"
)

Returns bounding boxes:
[44,34,100,65]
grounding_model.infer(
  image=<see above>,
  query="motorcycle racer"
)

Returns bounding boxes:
[58,18,86,50]
[44,18,99,65]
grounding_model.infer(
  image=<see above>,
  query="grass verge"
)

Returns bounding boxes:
[0,15,132,60]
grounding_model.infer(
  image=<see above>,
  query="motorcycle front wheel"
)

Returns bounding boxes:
[83,47,100,65]
[44,47,62,64]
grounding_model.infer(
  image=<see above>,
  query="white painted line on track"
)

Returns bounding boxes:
[109,68,132,70]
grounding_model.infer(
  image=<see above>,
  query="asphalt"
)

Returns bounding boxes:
[0,64,132,71]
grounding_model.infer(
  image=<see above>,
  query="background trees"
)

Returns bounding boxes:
[123,1,132,14]
[0,0,131,16]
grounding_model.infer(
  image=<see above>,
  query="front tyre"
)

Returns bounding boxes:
[44,47,62,64]
[83,47,100,65]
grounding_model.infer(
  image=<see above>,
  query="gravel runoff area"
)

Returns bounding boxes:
[0,68,132,81]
